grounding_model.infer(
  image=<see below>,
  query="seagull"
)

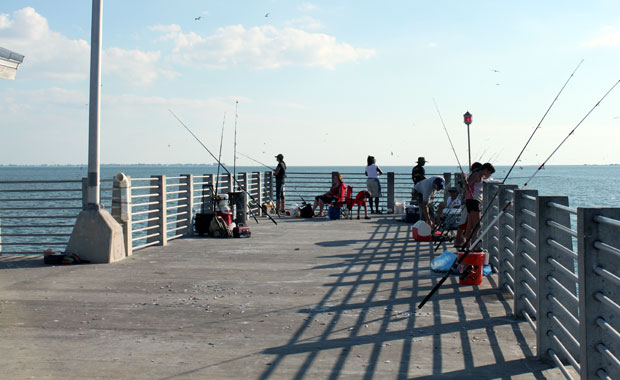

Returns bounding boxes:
[265,12,270,17]
[195,16,202,21]
[490,69,500,73]
[390,151,394,156]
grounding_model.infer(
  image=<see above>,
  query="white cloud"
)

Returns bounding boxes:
[152,24,375,70]
[285,16,324,30]
[0,7,177,85]
[582,27,620,47]
[298,3,318,11]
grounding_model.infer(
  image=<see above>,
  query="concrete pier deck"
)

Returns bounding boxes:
[1,215,565,379]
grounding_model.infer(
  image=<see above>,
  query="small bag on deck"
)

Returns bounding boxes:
[299,203,313,218]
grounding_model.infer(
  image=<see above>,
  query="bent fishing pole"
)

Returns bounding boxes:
[169,110,278,226]
[419,60,585,309]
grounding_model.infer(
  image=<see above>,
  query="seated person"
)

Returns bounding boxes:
[353,190,371,220]
[413,176,445,229]
[312,172,345,217]
[435,187,462,227]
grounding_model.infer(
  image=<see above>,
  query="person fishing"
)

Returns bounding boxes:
[464,162,495,250]
[413,176,445,229]
[411,157,427,185]
[364,155,383,214]
[274,153,286,215]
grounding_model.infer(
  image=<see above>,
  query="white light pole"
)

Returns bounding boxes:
[86,0,102,208]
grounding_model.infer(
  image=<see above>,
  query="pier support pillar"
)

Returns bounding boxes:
[66,208,125,264]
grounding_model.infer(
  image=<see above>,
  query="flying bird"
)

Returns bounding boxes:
[265,12,270,17]
[614,116,619,119]
[490,69,500,73]
[195,16,202,21]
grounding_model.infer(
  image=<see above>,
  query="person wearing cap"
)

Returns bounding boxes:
[464,162,496,249]
[411,157,427,184]
[413,176,445,228]
[274,154,286,214]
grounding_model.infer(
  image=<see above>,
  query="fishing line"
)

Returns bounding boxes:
[238,151,310,205]
[523,77,620,187]
[418,60,587,309]
[504,59,584,183]
[233,101,239,190]
[169,110,278,226]
[215,112,226,196]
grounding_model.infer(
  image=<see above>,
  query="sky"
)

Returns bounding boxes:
[0,0,619,166]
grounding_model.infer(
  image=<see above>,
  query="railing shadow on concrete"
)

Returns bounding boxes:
[256,218,553,379]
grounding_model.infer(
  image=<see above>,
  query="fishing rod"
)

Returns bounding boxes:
[238,151,310,205]
[169,110,278,226]
[456,59,585,245]
[215,112,226,197]
[429,98,469,240]
[233,101,239,190]
[419,61,586,309]
[523,77,619,186]
[236,151,282,217]
[504,59,583,182]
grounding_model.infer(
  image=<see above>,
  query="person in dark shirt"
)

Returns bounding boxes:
[411,156,427,184]
[274,154,286,214]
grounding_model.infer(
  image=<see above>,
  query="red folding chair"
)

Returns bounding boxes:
[330,184,352,219]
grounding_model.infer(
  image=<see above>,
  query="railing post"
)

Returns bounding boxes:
[112,173,132,256]
[578,207,620,379]
[226,173,233,193]
[513,189,538,320]
[242,172,250,218]
[535,195,574,363]
[255,172,263,216]
[181,174,194,235]
[498,184,518,295]
[454,172,465,197]
[148,175,167,246]
[443,172,451,203]
[387,172,395,213]
[264,171,274,204]
[483,183,500,264]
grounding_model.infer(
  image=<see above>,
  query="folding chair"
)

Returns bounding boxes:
[330,184,352,219]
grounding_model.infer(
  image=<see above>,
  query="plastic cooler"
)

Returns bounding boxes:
[457,252,485,285]
[412,227,431,241]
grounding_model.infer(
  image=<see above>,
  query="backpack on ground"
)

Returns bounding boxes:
[209,215,232,238]
[299,203,313,218]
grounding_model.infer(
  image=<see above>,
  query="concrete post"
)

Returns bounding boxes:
[578,207,620,379]
[147,175,167,246]
[181,174,194,236]
[67,172,125,263]
[513,189,538,319]
[256,172,263,216]
[112,173,132,257]
[387,172,395,213]
[498,184,518,294]
[535,195,574,363]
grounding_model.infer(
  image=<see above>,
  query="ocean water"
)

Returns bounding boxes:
[0,164,618,208]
